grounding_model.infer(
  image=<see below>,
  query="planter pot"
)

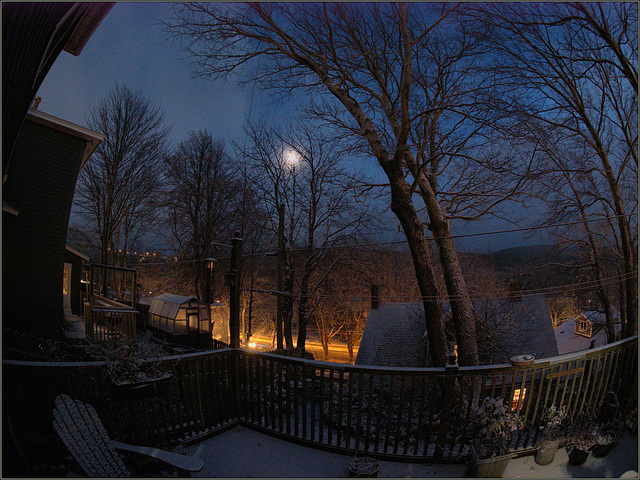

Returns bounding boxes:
[535,439,561,465]
[468,445,514,478]
[568,447,589,466]
[112,373,172,400]
[510,355,535,367]
[591,433,617,458]
[348,457,380,478]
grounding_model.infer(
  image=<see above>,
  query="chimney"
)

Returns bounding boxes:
[371,285,380,309]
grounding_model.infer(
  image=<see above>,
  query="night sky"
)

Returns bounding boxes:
[36,2,548,253]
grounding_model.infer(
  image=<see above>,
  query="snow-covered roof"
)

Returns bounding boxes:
[555,310,622,355]
[356,294,558,367]
[149,293,206,319]
[355,303,427,368]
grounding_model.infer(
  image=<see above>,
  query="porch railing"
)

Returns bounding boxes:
[3,336,637,474]
[84,295,138,342]
[237,336,637,460]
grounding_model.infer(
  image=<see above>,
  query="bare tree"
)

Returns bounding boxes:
[238,119,378,350]
[474,2,638,335]
[160,130,241,297]
[167,2,528,366]
[532,140,620,342]
[314,303,346,361]
[75,84,169,268]
[548,296,580,329]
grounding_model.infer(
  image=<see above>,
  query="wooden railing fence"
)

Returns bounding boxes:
[238,336,637,461]
[84,296,138,342]
[3,337,637,474]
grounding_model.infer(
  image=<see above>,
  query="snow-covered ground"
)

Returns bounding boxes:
[186,425,638,478]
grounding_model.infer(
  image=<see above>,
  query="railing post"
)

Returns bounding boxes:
[84,302,94,342]
[434,352,459,462]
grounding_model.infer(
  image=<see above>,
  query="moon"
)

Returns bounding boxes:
[283,148,301,169]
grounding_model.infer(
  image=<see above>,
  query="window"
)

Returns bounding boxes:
[575,319,592,338]
[511,388,527,412]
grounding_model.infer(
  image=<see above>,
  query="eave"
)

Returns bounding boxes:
[26,109,105,169]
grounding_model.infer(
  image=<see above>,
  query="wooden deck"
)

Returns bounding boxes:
[3,336,637,475]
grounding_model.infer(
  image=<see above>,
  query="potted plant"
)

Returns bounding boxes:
[535,404,568,465]
[347,457,380,478]
[86,342,171,399]
[591,429,617,458]
[591,391,622,457]
[565,412,597,466]
[466,397,522,478]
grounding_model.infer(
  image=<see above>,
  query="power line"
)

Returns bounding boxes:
[99,213,634,267]
[129,256,229,267]
[240,270,637,304]
[236,212,636,257]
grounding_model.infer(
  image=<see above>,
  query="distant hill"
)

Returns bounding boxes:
[488,244,584,264]
[489,244,557,262]
[477,243,587,292]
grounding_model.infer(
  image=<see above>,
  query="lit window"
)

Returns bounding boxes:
[511,388,527,411]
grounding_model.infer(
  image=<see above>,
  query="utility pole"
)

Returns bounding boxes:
[228,232,243,349]
[226,233,243,419]
[276,204,285,350]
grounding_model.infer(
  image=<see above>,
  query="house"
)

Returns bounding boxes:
[555,310,622,355]
[2,2,113,171]
[2,3,113,339]
[356,294,558,367]
[63,245,90,316]
[355,303,428,367]
[3,110,104,338]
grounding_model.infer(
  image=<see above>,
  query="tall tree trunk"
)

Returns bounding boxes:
[323,76,450,366]
[594,147,637,336]
[618,276,627,333]
[283,259,295,349]
[296,244,314,350]
[406,152,480,367]
[387,171,448,367]
[569,91,637,337]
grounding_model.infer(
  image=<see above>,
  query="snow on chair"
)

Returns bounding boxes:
[53,394,204,477]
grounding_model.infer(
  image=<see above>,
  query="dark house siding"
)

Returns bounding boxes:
[2,2,113,173]
[3,120,87,338]
[64,249,87,316]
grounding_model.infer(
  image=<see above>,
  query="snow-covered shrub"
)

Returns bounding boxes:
[467,397,522,457]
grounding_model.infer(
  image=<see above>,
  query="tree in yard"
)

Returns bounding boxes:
[548,296,580,329]
[166,3,534,366]
[74,84,169,270]
[160,130,241,298]
[238,119,377,351]
[474,2,638,336]
[528,136,621,342]
[314,303,345,361]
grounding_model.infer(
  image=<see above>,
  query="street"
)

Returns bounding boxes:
[246,334,358,364]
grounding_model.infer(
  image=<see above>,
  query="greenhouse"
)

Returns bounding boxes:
[147,293,212,349]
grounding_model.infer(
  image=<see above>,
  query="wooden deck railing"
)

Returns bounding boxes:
[84,296,138,342]
[3,336,637,474]
[237,336,638,461]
